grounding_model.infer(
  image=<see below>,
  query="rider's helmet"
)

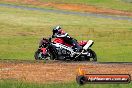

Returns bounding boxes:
[53,26,61,35]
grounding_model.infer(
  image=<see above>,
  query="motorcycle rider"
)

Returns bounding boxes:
[52,26,82,52]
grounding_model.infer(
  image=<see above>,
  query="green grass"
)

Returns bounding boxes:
[0,6,132,61]
[0,0,132,12]
[0,80,132,88]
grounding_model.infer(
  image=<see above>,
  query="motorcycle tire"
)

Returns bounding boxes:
[90,49,97,61]
[34,50,42,60]
[87,49,97,62]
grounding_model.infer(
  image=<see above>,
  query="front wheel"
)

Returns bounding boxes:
[34,50,42,60]
[34,49,48,60]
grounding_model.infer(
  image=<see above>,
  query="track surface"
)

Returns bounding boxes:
[0,3,132,21]
[0,60,132,83]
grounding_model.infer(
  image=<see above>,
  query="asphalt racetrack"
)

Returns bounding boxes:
[0,3,132,21]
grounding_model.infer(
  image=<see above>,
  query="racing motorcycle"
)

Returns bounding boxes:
[34,37,97,61]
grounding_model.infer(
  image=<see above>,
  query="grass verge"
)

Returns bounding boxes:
[0,80,132,88]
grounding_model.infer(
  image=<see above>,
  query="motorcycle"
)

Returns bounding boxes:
[34,37,97,61]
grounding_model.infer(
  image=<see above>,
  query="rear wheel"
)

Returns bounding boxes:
[87,49,97,62]
[90,49,97,61]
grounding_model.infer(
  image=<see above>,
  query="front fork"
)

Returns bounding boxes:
[38,48,49,60]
